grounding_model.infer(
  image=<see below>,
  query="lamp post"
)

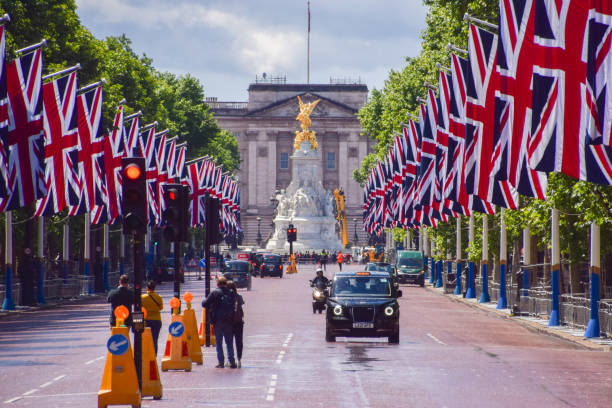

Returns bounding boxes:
[256,216,262,247]
[353,218,358,245]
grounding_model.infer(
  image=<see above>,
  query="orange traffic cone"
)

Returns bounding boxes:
[182,293,203,365]
[161,298,192,372]
[199,307,216,346]
[98,306,141,408]
[141,327,162,399]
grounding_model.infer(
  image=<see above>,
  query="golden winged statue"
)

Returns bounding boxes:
[294,96,320,151]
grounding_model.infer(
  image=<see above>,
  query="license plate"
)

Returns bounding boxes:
[352,322,374,329]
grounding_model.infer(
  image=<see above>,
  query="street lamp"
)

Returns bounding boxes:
[256,216,262,247]
[353,218,359,245]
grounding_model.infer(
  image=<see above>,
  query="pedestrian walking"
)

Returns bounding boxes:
[202,276,237,368]
[227,281,245,367]
[320,250,327,271]
[141,280,163,355]
[107,274,134,328]
[337,251,344,271]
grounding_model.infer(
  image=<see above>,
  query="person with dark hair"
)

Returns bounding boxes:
[107,274,134,328]
[142,280,164,355]
[202,276,237,368]
[227,281,245,367]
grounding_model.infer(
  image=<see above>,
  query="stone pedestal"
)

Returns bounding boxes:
[266,142,343,252]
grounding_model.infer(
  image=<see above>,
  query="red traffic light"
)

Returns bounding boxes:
[124,163,142,180]
[168,190,176,200]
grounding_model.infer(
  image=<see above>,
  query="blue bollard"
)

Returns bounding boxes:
[2,265,15,310]
[429,257,436,285]
[479,262,490,303]
[36,259,46,305]
[423,256,428,279]
[548,268,560,326]
[466,261,476,298]
[521,267,530,296]
[454,261,462,295]
[103,258,110,292]
[584,269,600,338]
[435,260,444,288]
[497,261,507,309]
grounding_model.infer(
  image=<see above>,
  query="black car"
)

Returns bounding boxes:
[326,271,401,343]
[223,260,252,291]
[260,254,283,278]
[250,253,264,277]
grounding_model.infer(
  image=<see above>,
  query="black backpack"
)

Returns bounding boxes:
[215,289,236,323]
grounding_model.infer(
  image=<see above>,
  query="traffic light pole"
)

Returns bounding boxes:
[174,240,181,312]
[204,231,211,346]
[132,232,145,391]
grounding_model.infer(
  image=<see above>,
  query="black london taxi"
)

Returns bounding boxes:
[222,260,252,291]
[260,253,283,278]
[325,270,401,344]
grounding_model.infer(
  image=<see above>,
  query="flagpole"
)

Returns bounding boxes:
[103,224,110,292]
[549,208,560,326]
[36,217,46,304]
[454,215,463,295]
[83,213,92,295]
[2,213,15,310]
[307,0,310,85]
[479,215,491,303]
[77,78,106,94]
[585,222,601,337]
[466,215,476,298]
[63,220,70,281]
[497,209,507,309]
[0,13,10,24]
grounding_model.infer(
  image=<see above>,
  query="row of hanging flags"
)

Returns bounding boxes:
[363,0,612,235]
[0,19,240,238]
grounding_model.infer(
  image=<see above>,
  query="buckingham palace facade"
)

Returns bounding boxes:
[208,80,375,247]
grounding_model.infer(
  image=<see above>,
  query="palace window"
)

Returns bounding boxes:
[280,152,289,169]
[327,152,336,169]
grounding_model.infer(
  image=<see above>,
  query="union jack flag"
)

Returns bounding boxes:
[139,126,159,226]
[0,48,46,211]
[528,0,612,184]
[417,92,440,211]
[124,114,140,158]
[175,143,186,180]
[464,23,517,209]
[493,0,547,200]
[0,25,8,196]
[103,105,126,222]
[185,159,206,227]
[165,137,177,179]
[69,85,105,215]
[35,71,80,216]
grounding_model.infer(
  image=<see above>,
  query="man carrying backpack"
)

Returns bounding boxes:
[202,276,237,368]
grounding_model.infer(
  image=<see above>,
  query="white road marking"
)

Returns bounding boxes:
[275,359,282,364]
[38,382,53,389]
[269,380,277,387]
[4,396,23,404]
[267,387,276,394]
[52,375,66,382]
[85,356,104,365]
[266,373,278,402]
[279,350,285,355]
[21,390,38,396]
[271,374,277,380]
[427,333,446,345]
[266,395,274,401]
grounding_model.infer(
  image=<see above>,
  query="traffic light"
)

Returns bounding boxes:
[287,224,297,242]
[121,158,147,234]
[163,184,187,242]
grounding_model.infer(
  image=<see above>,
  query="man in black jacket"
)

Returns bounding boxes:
[107,274,134,327]
[202,276,237,368]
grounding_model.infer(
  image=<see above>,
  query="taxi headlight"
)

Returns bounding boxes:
[333,305,343,316]
[384,306,394,316]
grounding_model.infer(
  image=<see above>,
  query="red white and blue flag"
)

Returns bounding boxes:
[35,71,80,216]
[0,48,46,211]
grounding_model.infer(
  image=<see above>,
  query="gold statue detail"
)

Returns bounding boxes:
[294,96,320,151]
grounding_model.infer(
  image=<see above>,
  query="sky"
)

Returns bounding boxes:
[75,0,429,101]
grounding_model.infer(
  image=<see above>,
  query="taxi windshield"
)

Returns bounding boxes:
[332,276,391,297]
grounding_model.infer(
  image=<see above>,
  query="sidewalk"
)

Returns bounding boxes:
[0,294,106,320]
[425,283,612,352]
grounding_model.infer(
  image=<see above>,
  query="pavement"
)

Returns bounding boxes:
[424,283,612,352]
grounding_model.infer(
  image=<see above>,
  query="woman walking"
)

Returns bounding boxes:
[141,280,163,355]
[228,281,245,367]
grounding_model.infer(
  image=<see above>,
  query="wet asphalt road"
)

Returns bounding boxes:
[1,263,611,408]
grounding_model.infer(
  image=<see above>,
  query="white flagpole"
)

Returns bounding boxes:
[307,1,311,84]
[83,213,92,294]
[37,217,46,304]
[103,224,110,291]
[63,221,70,280]
[2,212,15,310]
